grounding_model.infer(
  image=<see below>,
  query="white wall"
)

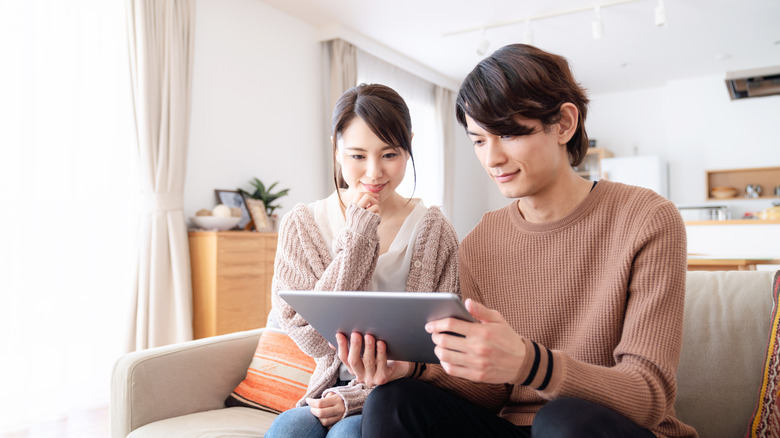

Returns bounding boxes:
[185,0,324,220]
[587,74,780,214]
[186,0,492,239]
[451,126,496,238]
[587,75,780,258]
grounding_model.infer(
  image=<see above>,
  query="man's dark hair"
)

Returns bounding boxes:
[455,44,590,166]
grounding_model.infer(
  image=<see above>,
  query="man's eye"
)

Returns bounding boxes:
[500,135,514,140]
[473,140,484,147]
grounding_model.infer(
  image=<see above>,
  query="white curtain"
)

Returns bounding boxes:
[321,39,357,195]
[126,0,195,350]
[435,86,457,218]
[356,50,443,209]
[0,0,137,431]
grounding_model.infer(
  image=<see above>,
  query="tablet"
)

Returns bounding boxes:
[277,290,475,363]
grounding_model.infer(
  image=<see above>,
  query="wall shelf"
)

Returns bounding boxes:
[706,167,780,200]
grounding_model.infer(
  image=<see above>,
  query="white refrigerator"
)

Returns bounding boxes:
[600,155,669,198]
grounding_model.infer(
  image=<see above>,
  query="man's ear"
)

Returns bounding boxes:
[557,103,578,145]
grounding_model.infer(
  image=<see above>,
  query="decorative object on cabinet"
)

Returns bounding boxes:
[215,189,252,228]
[189,216,241,231]
[572,147,613,181]
[244,197,272,231]
[188,230,277,339]
[189,202,245,231]
[706,167,780,200]
[239,178,290,218]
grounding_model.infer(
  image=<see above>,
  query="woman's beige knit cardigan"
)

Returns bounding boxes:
[270,202,459,418]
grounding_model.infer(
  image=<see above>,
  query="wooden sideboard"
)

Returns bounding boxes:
[188,230,278,339]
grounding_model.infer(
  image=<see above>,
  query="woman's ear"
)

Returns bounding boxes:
[557,103,578,145]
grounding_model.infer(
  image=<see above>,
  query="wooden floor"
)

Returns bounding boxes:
[0,406,109,438]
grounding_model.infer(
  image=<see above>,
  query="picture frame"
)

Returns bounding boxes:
[243,195,272,231]
[214,189,251,229]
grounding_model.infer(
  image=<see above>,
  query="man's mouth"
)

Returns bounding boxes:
[493,171,518,183]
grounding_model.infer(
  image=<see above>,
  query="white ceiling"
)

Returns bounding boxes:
[259,0,780,94]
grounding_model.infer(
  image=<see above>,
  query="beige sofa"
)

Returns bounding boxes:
[111,270,778,438]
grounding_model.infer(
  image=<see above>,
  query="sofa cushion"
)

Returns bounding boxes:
[676,270,776,438]
[225,328,315,413]
[745,270,780,437]
[126,406,276,438]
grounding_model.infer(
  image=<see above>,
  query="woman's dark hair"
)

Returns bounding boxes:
[331,83,416,200]
[455,44,590,166]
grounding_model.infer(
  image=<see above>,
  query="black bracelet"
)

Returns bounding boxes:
[521,341,541,386]
[538,348,554,391]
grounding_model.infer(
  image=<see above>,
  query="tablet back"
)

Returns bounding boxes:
[277,291,474,363]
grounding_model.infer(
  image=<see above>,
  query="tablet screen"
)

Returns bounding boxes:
[278,290,474,363]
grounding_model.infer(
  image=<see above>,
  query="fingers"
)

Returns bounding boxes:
[352,192,380,214]
[307,394,345,427]
[464,298,506,323]
[335,332,354,375]
[362,334,377,377]
[374,339,389,379]
[347,332,365,378]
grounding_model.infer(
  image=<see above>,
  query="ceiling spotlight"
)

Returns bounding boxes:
[592,6,604,40]
[655,0,667,27]
[523,20,534,45]
[476,28,490,56]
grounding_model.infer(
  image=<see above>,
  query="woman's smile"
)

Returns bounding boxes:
[362,182,387,193]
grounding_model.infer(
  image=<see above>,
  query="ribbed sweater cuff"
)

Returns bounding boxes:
[345,204,380,236]
[322,384,368,418]
[516,337,557,392]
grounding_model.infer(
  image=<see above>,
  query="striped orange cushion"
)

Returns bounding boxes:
[225,329,315,413]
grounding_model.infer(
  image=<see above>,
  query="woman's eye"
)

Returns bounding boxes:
[350,155,364,160]
[500,135,514,140]
[383,153,398,159]
[473,139,484,147]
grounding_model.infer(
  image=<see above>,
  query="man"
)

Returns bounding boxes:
[338,44,696,438]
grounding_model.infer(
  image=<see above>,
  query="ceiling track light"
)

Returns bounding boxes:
[523,19,534,45]
[655,0,667,27]
[476,28,490,56]
[443,0,666,43]
[592,6,604,40]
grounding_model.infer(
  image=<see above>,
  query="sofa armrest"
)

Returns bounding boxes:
[110,328,264,438]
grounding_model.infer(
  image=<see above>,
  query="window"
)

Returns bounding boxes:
[356,50,443,208]
[0,0,137,430]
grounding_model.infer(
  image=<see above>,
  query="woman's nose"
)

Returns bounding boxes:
[366,159,382,179]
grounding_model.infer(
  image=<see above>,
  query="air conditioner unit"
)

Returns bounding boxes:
[725,65,780,100]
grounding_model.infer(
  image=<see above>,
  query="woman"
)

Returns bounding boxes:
[265,83,459,438]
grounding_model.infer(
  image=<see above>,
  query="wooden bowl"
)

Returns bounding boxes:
[711,186,738,199]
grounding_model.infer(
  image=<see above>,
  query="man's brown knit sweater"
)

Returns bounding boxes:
[417,180,697,438]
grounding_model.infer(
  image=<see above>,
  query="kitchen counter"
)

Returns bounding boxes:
[685,219,780,225]
[687,256,780,271]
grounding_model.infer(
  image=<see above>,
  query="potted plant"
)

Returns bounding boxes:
[239,178,290,230]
